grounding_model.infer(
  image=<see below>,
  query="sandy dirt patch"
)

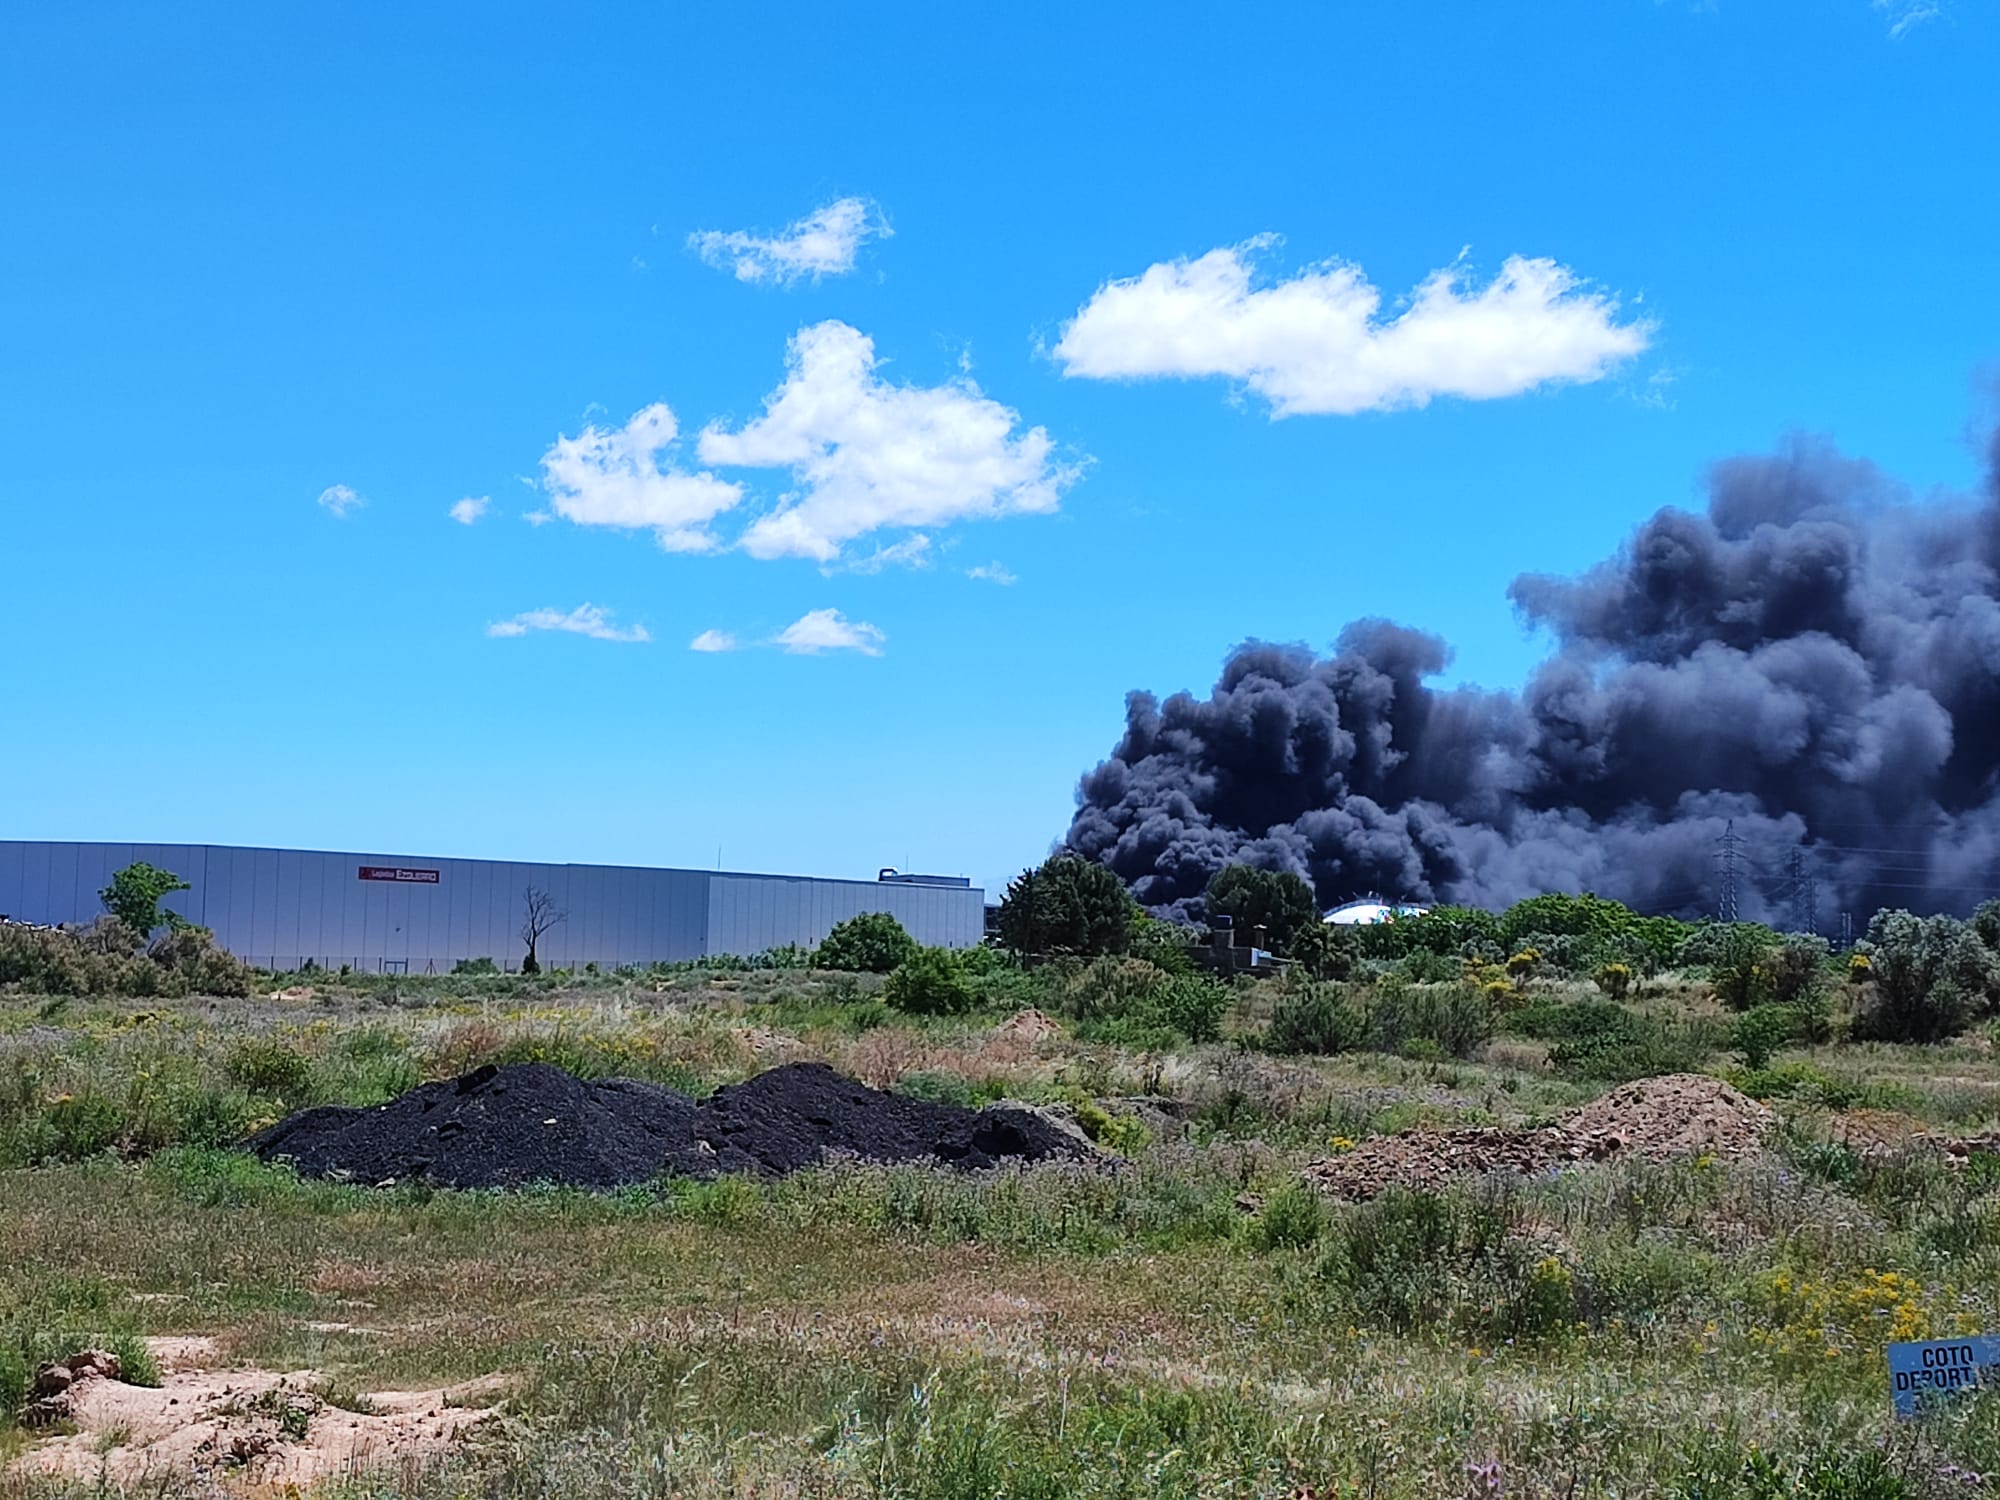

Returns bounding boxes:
[16,1336,502,1491]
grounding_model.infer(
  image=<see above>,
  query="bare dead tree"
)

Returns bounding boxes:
[520,885,567,973]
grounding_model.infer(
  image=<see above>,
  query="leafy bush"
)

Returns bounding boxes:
[147,925,254,998]
[897,1069,975,1109]
[995,855,1138,958]
[1396,948,1459,985]
[1265,982,1369,1055]
[1130,916,1200,975]
[815,913,920,974]
[1151,972,1233,1044]
[1247,1180,1325,1251]
[884,948,975,1016]
[1202,865,1319,952]
[1595,962,1632,999]
[1853,909,1998,1042]
[1732,1004,1798,1071]
[1058,957,1231,1044]
[224,1037,320,1106]
[0,919,249,998]
[1369,983,1492,1059]
[452,956,500,975]
[1509,999,1717,1081]
[1286,920,1356,980]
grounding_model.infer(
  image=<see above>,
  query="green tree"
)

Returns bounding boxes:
[1203,865,1319,951]
[995,855,1138,959]
[815,912,919,974]
[98,863,190,938]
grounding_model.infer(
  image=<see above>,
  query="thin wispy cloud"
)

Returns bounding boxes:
[699,321,1078,563]
[538,402,743,553]
[832,534,935,575]
[1873,0,1943,37]
[486,604,651,643]
[689,197,890,286]
[967,562,1018,585]
[449,496,491,525]
[1054,239,1651,417]
[773,607,885,656]
[317,484,365,518]
[688,629,739,653]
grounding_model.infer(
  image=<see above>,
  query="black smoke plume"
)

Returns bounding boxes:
[1067,423,2000,924]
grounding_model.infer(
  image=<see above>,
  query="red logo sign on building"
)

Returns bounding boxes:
[357,866,441,884]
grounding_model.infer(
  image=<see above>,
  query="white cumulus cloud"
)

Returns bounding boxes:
[317,484,365,518]
[698,321,1077,563]
[688,629,739,653]
[689,197,890,286]
[967,562,1018,585]
[1053,239,1652,417]
[486,604,651,643]
[539,402,743,553]
[773,608,885,657]
[449,496,491,525]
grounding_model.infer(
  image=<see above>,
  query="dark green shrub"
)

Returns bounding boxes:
[1286,920,1356,980]
[898,1069,975,1108]
[149,925,253,998]
[1512,999,1717,1081]
[1266,984,1368,1055]
[884,948,975,1015]
[1130,917,1200,975]
[1369,984,1492,1059]
[1248,1180,1326,1251]
[1059,957,1230,1044]
[453,956,499,975]
[1152,973,1232,1043]
[1396,949,1459,984]
[1732,1004,1796,1071]
[815,913,920,974]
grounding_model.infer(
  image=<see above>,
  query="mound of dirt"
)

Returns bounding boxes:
[1561,1074,1776,1162]
[249,1061,1094,1190]
[1305,1074,1775,1200]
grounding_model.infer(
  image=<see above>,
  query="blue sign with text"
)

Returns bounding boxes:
[1887,1337,2000,1417]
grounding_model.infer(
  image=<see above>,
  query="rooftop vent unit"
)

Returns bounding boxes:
[877,868,973,888]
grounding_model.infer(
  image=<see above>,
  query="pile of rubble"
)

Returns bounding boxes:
[1305,1074,1776,1200]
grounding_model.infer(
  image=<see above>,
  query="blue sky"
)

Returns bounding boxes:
[3,0,1996,897]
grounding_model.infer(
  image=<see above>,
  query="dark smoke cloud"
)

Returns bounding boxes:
[1067,424,2000,924]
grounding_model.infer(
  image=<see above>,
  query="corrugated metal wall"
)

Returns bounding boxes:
[0,841,984,972]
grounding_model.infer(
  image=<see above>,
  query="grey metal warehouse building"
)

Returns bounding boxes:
[0,840,985,973]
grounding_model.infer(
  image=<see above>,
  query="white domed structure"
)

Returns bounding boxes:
[1323,898,1430,926]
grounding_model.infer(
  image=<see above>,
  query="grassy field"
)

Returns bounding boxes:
[4,964,2000,1497]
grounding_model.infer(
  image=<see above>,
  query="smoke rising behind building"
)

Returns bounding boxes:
[1068,423,2000,924]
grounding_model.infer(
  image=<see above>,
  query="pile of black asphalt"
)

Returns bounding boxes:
[246,1061,1093,1190]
